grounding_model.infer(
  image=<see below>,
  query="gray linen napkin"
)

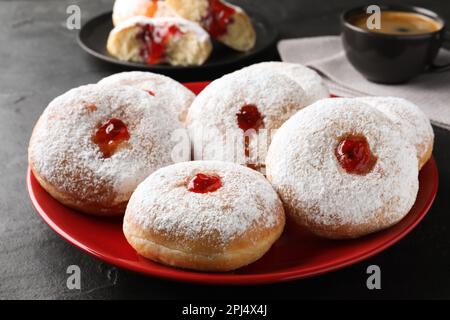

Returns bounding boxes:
[278,35,450,130]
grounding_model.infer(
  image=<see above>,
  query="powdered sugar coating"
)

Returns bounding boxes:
[29,84,188,208]
[353,96,434,166]
[111,16,211,42]
[266,98,419,238]
[186,68,306,167]
[242,62,330,105]
[113,0,179,26]
[125,161,284,246]
[99,71,195,122]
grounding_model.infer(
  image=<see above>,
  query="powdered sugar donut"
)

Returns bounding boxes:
[242,62,330,105]
[187,68,306,171]
[28,84,188,216]
[166,0,256,51]
[112,0,179,27]
[123,160,285,271]
[107,17,212,66]
[353,96,434,169]
[266,98,419,239]
[98,71,195,122]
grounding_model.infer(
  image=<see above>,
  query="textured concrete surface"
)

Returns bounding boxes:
[0,0,449,299]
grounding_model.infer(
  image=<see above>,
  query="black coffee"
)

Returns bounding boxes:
[350,11,442,35]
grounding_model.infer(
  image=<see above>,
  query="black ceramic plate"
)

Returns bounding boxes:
[77,10,278,71]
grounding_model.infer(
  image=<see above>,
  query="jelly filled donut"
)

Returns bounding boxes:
[112,0,178,27]
[123,161,285,271]
[28,84,188,216]
[107,16,212,66]
[354,96,434,169]
[98,71,195,122]
[186,67,306,171]
[266,98,419,239]
[166,0,256,51]
[242,62,330,105]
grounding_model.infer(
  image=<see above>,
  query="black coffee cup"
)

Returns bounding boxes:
[341,5,450,84]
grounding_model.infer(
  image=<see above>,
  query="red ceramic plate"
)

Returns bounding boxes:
[27,82,439,285]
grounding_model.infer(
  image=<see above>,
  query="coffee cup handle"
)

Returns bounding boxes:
[429,32,450,72]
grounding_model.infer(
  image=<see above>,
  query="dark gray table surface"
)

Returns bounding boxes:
[1,0,449,300]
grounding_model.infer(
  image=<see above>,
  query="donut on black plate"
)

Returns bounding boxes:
[166,0,256,51]
[107,16,212,66]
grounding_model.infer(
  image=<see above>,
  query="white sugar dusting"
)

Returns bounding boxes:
[126,161,283,245]
[99,71,195,122]
[186,67,307,164]
[112,16,211,43]
[266,98,419,227]
[241,61,330,105]
[353,96,434,164]
[113,0,179,25]
[29,83,187,206]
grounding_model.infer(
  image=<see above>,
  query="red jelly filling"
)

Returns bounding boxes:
[144,89,155,96]
[202,0,235,37]
[187,173,222,193]
[136,23,182,64]
[236,104,264,132]
[92,118,130,158]
[236,104,264,166]
[335,134,377,175]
